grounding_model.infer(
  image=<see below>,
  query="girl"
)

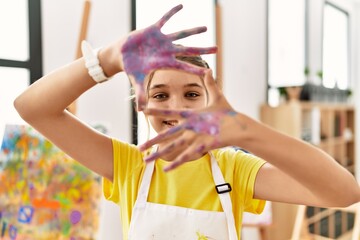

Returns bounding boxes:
[14,4,359,240]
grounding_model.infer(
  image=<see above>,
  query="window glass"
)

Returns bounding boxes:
[322,4,349,90]
[268,0,306,87]
[0,67,29,129]
[0,0,29,61]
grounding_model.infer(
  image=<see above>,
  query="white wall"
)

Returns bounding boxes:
[220,0,267,119]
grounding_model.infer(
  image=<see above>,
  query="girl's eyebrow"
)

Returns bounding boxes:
[149,83,203,90]
[149,84,168,90]
[184,83,203,88]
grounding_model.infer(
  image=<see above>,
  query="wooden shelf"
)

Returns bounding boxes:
[260,101,356,240]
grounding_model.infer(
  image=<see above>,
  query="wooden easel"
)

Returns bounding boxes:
[292,203,360,240]
[67,0,91,115]
[215,1,223,90]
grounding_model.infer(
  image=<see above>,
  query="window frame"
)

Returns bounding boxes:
[322,1,350,90]
[266,0,308,104]
[0,0,43,84]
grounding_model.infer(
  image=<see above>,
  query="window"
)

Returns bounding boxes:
[267,0,306,105]
[0,0,42,127]
[268,0,306,88]
[322,3,349,90]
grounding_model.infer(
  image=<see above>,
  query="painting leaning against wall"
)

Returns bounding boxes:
[0,124,102,240]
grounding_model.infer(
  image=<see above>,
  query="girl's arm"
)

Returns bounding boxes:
[14,43,122,181]
[141,70,360,207]
[236,113,359,207]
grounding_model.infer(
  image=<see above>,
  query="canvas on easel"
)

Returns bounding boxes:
[0,124,102,240]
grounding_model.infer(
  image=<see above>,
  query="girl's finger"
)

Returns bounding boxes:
[203,69,222,103]
[164,141,202,172]
[175,46,218,56]
[166,59,207,76]
[163,153,190,172]
[156,4,183,28]
[167,26,207,41]
[144,135,188,162]
[139,124,185,151]
[143,108,192,119]
[134,83,147,111]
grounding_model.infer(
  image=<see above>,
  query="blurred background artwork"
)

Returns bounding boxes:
[0,124,102,240]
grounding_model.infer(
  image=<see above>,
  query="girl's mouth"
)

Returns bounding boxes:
[163,120,178,127]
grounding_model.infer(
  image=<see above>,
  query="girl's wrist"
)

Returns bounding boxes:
[230,112,256,148]
[98,42,124,78]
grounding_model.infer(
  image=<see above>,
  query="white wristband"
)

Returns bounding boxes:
[81,40,108,83]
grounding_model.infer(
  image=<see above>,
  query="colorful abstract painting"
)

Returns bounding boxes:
[0,124,102,240]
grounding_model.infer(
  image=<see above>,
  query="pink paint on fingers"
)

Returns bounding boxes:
[139,125,184,151]
[122,26,174,83]
[163,156,187,172]
[183,112,222,135]
[143,108,191,119]
[178,110,234,137]
[167,26,207,41]
[144,142,176,162]
[177,46,218,56]
[156,4,183,28]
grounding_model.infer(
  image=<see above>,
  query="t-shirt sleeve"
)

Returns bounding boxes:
[234,150,266,214]
[102,138,142,204]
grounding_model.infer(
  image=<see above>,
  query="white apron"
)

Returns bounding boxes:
[128,151,238,240]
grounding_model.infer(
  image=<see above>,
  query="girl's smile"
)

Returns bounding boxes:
[162,119,179,127]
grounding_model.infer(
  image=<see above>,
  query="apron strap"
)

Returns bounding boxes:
[209,152,238,240]
[135,148,156,208]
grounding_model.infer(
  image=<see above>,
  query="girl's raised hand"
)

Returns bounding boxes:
[121,4,217,111]
[139,70,247,171]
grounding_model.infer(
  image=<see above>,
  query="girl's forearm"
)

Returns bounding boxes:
[235,113,360,205]
[14,43,122,122]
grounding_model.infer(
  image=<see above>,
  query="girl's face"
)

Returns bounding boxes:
[146,69,207,133]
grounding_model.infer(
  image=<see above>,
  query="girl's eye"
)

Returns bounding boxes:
[185,92,200,98]
[152,93,168,100]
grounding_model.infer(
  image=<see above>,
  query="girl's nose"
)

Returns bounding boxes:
[168,96,187,109]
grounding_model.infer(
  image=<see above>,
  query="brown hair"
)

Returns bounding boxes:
[146,55,211,92]
[175,55,210,69]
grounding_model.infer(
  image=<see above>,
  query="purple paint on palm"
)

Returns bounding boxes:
[121,4,217,110]
[183,112,222,135]
[122,26,173,83]
[163,111,227,136]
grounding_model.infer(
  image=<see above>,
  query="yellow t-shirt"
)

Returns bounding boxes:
[103,138,266,239]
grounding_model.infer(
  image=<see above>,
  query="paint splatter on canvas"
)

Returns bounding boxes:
[0,124,101,240]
